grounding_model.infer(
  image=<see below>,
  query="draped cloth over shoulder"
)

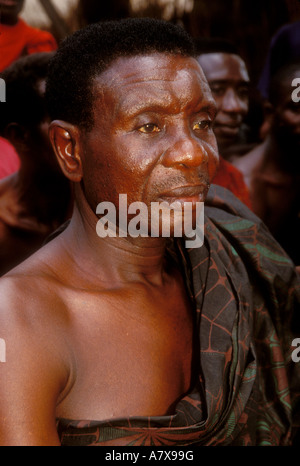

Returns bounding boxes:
[56,185,300,446]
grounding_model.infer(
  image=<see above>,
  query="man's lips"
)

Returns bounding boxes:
[214,122,241,136]
[159,184,208,202]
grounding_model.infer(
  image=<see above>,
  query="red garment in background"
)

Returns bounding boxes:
[0,19,57,72]
[0,137,20,179]
[213,156,252,209]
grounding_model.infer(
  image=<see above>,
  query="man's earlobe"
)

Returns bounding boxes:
[49,121,83,182]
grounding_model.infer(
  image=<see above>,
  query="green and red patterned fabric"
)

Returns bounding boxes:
[56,185,300,446]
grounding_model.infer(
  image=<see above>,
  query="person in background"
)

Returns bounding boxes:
[258,20,300,101]
[0,0,57,72]
[195,39,251,155]
[194,38,252,209]
[0,52,73,276]
[234,61,300,266]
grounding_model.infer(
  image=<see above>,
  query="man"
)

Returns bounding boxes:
[195,38,251,155]
[194,38,252,208]
[234,61,300,266]
[258,20,300,101]
[0,52,72,276]
[0,0,57,72]
[0,19,299,446]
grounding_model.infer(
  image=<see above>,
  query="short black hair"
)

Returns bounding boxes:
[194,37,240,57]
[45,18,195,130]
[0,52,54,133]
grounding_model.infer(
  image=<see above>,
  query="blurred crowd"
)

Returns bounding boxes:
[0,0,300,274]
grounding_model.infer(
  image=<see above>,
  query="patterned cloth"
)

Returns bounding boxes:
[56,185,300,446]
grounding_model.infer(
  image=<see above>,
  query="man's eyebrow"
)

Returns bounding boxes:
[193,102,217,117]
[117,98,217,119]
[113,102,169,120]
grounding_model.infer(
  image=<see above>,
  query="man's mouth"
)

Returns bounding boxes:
[159,184,209,203]
[214,123,241,138]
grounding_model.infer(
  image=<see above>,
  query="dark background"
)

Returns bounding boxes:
[59,0,299,86]
[30,0,300,88]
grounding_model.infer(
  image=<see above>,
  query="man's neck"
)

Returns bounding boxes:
[62,192,172,289]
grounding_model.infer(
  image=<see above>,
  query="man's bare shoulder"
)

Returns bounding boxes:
[0,240,74,445]
[0,238,71,329]
[0,264,69,364]
[0,235,74,379]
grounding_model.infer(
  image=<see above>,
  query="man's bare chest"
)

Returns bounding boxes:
[56,280,195,421]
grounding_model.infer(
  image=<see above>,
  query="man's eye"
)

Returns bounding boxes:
[211,87,225,97]
[193,120,212,131]
[237,87,250,100]
[138,123,160,133]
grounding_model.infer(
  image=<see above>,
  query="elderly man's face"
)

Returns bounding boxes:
[80,53,219,223]
[197,52,250,150]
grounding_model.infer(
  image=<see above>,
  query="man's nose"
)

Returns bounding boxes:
[162,131,210,169]
[221,88,244,114]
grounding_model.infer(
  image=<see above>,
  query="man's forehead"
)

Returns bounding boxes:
[91,53,212,109]
[93,53,206,87]
[197,52,249,83]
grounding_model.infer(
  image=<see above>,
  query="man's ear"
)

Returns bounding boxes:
[48,120,83,182]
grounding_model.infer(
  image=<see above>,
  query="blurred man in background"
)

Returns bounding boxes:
[195,38,252,208]
[0,0,57,72]
[234,61,300,266]
[0,52,72,275]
